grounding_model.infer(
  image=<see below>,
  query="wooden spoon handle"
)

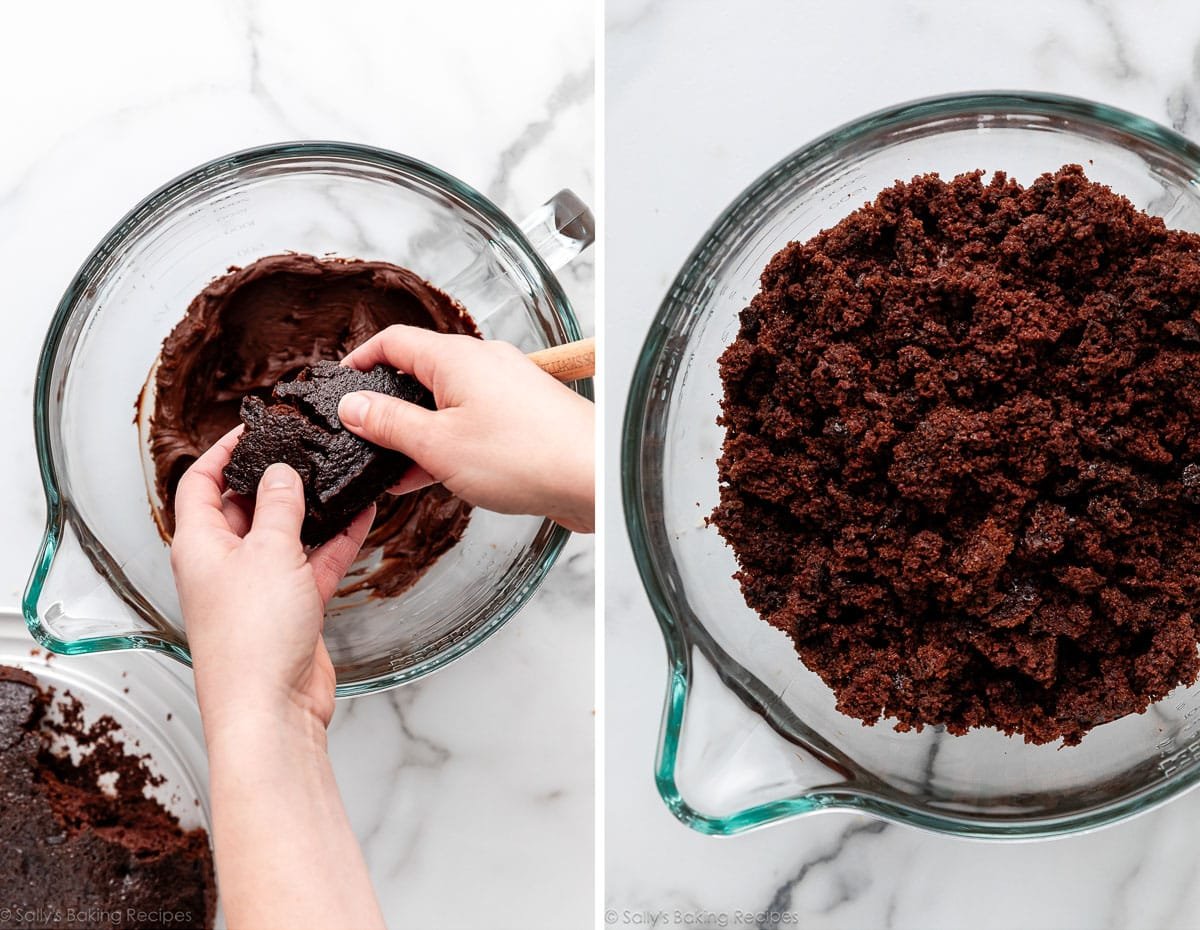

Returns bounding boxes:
[527,336,595,382]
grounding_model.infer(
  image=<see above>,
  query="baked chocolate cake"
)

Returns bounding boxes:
[224,361,435,545]
[0,666,215,929]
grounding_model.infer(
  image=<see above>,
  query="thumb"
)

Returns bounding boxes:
[338,391,438,461]
[249,462,306,543]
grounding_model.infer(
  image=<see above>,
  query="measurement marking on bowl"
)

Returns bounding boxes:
[1157,688,1200,776]
[1158,735,1200,777]
[387,625,475,673]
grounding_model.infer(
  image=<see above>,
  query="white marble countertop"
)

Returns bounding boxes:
[0,2,594,927]
[606,2,1200,929]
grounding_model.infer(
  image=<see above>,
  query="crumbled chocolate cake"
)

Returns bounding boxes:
[0,666,215,929]
[712,165,1200,745]
[224,361,436,546]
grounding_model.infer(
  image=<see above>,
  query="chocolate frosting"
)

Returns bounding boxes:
[146,252,478,597]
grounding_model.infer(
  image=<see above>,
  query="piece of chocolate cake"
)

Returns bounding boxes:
[224,361,435,545]
[0,666,215,930]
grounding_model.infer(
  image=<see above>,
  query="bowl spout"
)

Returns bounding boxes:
[25,501,187,660]
[661,654,855,833]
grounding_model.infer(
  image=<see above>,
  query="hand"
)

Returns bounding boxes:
[170,430,385,930]
[170,428,374,739]
[338,325,595,532]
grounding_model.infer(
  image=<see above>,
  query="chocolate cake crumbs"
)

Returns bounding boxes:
[712,165,1200,745]
[0,666,214,928]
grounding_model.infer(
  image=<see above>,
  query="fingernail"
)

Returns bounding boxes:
[263,462,297,490]
[338,392,369,428]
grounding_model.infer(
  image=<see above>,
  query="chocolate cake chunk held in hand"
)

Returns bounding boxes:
[224,361,434,546]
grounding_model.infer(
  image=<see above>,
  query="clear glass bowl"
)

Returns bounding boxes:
[623,92,1200,838]
[25,142,592,696]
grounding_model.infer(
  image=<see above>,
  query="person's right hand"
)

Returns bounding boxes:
[338,325,594,533]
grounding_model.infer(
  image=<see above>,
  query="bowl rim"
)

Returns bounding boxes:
[622,89,1200,839]
[24,140,588,697]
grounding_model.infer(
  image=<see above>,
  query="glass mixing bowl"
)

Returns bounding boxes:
[623,92,1200,838]
[26,142,592,696]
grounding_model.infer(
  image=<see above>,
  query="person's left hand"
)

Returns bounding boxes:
[170,428,374,740]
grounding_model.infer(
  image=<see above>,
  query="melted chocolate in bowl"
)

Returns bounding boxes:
[143,252,479,597]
